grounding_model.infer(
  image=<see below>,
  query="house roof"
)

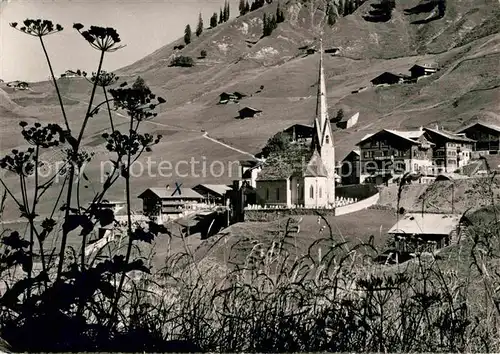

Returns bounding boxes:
[239,106,262,113]
[303,150,328,177]
[410,62,438,70]
[138,187,204,199]
[371,72,410,82]
[388,213,462,236]
[435,173,470,181]
[356,129,429,146]
[342,149,360,161]
[456,121,500,134]
[423,127,475,142]
[194,184,232,197]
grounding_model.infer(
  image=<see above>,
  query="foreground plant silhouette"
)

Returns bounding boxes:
[1,19,167,351]
[1,17,500,354]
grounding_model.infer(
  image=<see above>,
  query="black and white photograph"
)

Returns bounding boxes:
[0,0,499,352]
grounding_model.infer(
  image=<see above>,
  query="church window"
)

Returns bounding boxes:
[319,187,322,198]
[276,188,280,200]
[325,135,330,144]
[266,188,269,199]
[309,185,314,199]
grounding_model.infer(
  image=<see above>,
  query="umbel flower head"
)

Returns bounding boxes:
[83,70,119,88]
[73,23,125,52]
[10,19,63,37]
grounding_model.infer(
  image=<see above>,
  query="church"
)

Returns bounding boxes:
[255,40,336,208]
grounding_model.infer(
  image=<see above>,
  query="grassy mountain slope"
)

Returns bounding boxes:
[0,0,499,221]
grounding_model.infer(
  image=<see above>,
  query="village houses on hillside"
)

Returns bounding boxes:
[254,39,337,208]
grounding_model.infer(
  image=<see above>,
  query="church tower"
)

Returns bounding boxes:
[311,38,336,205]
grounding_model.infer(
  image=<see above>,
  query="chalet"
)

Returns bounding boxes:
[63,70,79,78]
[7,81,28,90]
[238,107,262,119]
[324,48,340,55]
[218,91,247,104]
[336,112,359,130]
[409,62,439,79]
[192,184,232,205]
[138,187,205,222]
[283,123,315,142]
[389,213,463,254]
[356,128,434,184]
[340,149,360,185]
[423,126,475,173]
[237,159,263,188]
[456,122,500,156]
[370,72,412,86]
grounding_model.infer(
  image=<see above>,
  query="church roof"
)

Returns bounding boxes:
[303,150,328,177]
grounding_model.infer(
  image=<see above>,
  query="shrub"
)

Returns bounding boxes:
[169,56,194,67]
[200,49,207,58]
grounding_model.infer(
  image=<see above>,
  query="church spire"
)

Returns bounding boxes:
[315,37,329,133]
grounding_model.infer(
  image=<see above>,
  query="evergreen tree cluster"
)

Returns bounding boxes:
[338,0,368,17]
[262,12,278,37]
[240,0,273,16]
[207,0,230,29]
[363,0,396,22]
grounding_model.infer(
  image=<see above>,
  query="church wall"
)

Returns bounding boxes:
[256,179,290,206]
[304,177,328,207]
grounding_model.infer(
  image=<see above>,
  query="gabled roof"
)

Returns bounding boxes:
[303,150,328,177]
[138,187,204,199]
[388,213,462,235]
[410,62,438,70]
[342,149,360,161]
[239,106,262,113]
[423,127,475,142]
[193,184,232,197]
[356,129,427,146]
[456,121,500,134]
[371,72,410,81]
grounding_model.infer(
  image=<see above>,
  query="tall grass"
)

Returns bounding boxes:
[0,17,499,353]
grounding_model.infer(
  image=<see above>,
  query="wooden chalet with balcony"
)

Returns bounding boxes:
[456,122,500,156]
[423,126,475,173]
[138,187,205,221]
[356,128,434,184]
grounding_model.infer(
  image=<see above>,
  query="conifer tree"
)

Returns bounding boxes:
[219,8,223,24]
[327,1,336,25]
[338,0,344,17]
[196,12,203,37]
[184,24,192,45]
[210,12,218,28]
[244,0,250,13]
[276,2,285,23]
[224,0,230,21]
[239,0,245,15]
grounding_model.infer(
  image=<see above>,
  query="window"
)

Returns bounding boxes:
[266,188,269,199]
[309,185,314,199]
[276,188,280,200]
[363,151,374,158]
[325,135,330,144]
[319,187,322,198]
[414,163,418,171]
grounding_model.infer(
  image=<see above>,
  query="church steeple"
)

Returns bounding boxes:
[310,36,336,205]
[315,38,329,134]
